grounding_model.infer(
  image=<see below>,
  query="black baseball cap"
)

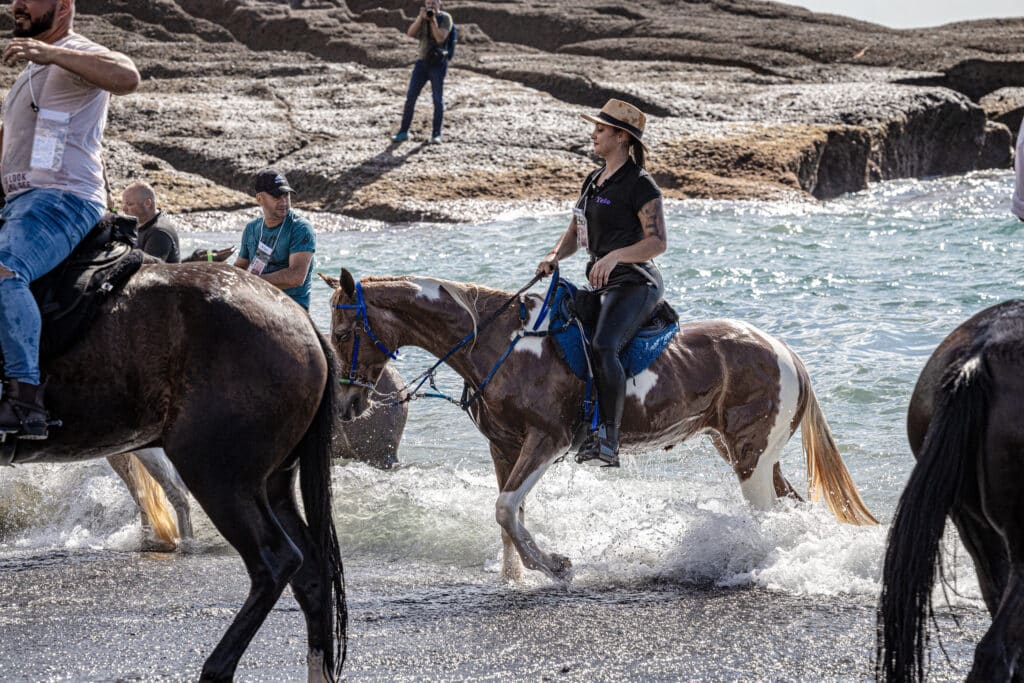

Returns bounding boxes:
[254,168,295,197]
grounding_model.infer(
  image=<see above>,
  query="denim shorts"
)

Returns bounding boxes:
[0,188,104,282]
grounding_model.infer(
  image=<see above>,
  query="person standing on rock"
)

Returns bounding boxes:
[234,167,315,310]
[391,0,452,144]
[535,99,667,468]
[0,0,140,439]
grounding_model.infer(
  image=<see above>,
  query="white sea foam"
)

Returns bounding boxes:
[4,171,1012,614]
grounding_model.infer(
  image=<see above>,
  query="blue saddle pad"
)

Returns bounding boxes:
[546,279,678,380]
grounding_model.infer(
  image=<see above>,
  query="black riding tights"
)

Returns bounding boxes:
[590,283,662,442]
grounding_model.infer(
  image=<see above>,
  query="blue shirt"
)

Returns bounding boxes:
[238,210,316,309]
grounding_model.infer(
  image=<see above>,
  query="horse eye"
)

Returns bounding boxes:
[336,331,352,342]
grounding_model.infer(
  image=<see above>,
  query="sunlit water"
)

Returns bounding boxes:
[1,170,1020,679]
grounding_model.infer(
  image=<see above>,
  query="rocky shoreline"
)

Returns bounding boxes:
[4,0,1023,221]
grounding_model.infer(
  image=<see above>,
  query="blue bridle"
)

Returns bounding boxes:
[334,281,399,387]
[332,271,560,408]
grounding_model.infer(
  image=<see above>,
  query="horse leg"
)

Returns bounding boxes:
[135,447,194,539]
[108,452,179,549]
[172,460,303,682]
[966,406,1024,682]
[107,453,149,530]
[265,467,336,683]
[969,568,1024,683]
[494,432,572,582]
[710,432,782,510]
[489,444,524,583]
[772,462,801,500]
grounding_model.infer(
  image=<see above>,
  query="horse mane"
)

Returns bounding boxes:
[365,275,517,349]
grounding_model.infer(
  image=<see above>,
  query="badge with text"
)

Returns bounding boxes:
[31,108,70,172]
[248,241,274,275]
[573,207,589,251]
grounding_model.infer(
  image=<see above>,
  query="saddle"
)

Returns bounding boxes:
[547,279,679,381]
[29,212,144,360]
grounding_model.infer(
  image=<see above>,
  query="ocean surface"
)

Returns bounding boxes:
[1,170,1020,681]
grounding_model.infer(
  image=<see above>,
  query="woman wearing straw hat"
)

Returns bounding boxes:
[535,99,667,467]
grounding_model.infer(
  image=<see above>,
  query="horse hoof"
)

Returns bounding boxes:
[549,554,574,582]
[140,538,178,553]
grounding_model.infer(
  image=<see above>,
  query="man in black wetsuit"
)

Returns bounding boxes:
[121,181,179,263]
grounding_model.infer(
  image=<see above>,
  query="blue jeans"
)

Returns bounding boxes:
[0,189,104,383]
[398,59,447,138]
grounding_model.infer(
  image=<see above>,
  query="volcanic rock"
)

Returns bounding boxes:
[1,0,1020,220]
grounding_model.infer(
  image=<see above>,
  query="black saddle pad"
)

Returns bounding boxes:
[29,212,144,359]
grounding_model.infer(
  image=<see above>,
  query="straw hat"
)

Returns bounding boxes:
[581,99,649,152]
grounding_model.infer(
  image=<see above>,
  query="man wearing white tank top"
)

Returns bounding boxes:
[0,0,138,439]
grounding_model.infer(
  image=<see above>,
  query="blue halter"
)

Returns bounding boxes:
[334,281,399,387]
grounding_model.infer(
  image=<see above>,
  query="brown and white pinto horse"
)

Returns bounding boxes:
[324,269,877,582]
[879,300,1024,682]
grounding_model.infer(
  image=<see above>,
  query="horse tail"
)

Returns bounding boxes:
[801,380,879,526]
[127,454,179,545]
[297,331,347,678]
[877,356,990,683]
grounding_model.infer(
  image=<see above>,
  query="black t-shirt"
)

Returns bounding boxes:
[138,211,181,263]
[578,158,661,286]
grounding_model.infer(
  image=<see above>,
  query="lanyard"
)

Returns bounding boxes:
[576,170,601,216]
[257,212,289,255]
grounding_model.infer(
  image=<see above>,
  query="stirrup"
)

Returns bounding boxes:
[2,400,58,441]
[574,433,619,468]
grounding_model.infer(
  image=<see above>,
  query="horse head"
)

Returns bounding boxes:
[322,268,397,420]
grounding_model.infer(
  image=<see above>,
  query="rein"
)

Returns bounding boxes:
[334,271,562,412]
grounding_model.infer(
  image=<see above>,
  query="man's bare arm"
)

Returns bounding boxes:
[2,40,140,95]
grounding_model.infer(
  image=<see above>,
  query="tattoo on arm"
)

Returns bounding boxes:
[640,199,666,241]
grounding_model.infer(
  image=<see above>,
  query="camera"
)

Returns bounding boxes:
[426,8,435,17]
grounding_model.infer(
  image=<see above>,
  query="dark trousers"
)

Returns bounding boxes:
[399,59,447,137]
[591,283,662,435]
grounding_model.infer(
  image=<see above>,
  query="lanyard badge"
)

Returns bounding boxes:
[249,240,274,275]
[30,108,70,172]
[575,175,598,252]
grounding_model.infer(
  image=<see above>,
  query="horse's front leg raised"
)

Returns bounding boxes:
[493,432,572,582]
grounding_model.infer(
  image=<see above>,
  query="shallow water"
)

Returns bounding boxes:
[2,170,1019,680]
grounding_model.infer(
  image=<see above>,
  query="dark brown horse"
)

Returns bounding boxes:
[5,262,345,682]
[324,269,876,583]
[878,300,1024,683]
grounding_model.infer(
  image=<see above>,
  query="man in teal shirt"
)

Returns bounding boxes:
[235,168,315,309]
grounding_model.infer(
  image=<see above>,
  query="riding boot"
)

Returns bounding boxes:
[575,423,620,468]
[0,379,51,440]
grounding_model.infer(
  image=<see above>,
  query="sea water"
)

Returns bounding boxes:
[1,170,1018,680]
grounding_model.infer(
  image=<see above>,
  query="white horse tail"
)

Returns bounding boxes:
[800,380,878,526]
[127,453,179,544]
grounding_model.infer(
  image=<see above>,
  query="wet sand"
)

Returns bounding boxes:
[0,548,987,682]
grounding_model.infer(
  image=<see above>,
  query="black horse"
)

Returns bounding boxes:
[4,262,345,681]
[878,300,1024,682]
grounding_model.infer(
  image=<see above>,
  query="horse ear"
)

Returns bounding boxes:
[318,272,340,290]
[340,268,356,298]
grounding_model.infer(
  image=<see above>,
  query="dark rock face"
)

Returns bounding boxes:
[981,87,1024,136]
[14,0,1021,218]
